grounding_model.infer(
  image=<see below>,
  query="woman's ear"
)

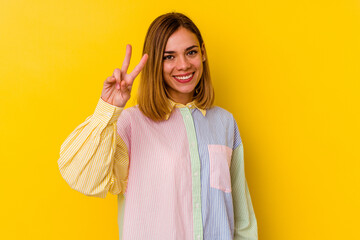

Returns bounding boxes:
[201,43,206,62]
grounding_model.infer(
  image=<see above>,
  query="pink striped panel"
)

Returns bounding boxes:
[117,108,194,240]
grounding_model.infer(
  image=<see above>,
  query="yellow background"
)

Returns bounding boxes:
[1,0,359,239]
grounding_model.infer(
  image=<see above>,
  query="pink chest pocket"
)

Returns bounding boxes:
[208,145,233,193]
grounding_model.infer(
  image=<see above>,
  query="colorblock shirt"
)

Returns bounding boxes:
[58,98,258,240]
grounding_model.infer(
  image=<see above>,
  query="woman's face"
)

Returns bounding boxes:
[162,27,206,104]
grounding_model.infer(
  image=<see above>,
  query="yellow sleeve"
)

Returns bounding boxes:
[57,98,129,198]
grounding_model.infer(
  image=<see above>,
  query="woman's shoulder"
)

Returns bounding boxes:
[206,105,234,120]
[119,105,152,123]
[117,105,141,122]
[123,105,139,113]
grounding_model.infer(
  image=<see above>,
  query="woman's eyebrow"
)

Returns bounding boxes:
[164,45,199,54]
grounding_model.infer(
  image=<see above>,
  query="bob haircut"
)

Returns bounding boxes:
[137,12,215,121]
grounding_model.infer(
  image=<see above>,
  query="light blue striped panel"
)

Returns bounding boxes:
[191,106,243,240]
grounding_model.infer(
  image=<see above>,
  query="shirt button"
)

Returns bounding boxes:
[197,234,201,239]
[194,172,198,176]
[196,203,200,208]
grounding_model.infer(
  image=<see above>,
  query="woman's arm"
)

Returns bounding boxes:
[231,118,258,239]
[57,45,147,198]
[58,98,128,198]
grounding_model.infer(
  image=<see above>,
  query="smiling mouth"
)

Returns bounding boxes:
[173,72,194,83]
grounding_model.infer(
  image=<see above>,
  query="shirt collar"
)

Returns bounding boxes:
[165,99,207,120]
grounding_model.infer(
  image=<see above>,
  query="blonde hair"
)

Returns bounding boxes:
[137,12,214,121]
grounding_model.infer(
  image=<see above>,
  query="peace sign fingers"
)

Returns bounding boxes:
[101,45,148,108]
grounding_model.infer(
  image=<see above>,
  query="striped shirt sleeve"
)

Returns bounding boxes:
[231,143,258,239]
[231,119,258,239]
[58,98,129,198]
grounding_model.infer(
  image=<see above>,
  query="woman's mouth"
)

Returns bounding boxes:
[173,72,194,83]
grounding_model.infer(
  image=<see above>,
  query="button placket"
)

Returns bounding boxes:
[180,108,203,240]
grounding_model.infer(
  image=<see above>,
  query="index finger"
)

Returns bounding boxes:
[121,44,132,74]
[127,53,148,82]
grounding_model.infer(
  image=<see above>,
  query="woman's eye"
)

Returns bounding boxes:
[163,55,174,60]
[187,50,198,55]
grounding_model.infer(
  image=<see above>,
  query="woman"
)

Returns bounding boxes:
[58,12,257,240]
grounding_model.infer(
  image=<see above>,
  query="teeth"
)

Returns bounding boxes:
[174,73,193,80]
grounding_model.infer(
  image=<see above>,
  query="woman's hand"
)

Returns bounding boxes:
[101,44,148,107]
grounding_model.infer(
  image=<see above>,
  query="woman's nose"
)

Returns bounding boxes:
[176,56,191,70]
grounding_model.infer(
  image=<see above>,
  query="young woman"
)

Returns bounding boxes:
[58,12,258,240]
